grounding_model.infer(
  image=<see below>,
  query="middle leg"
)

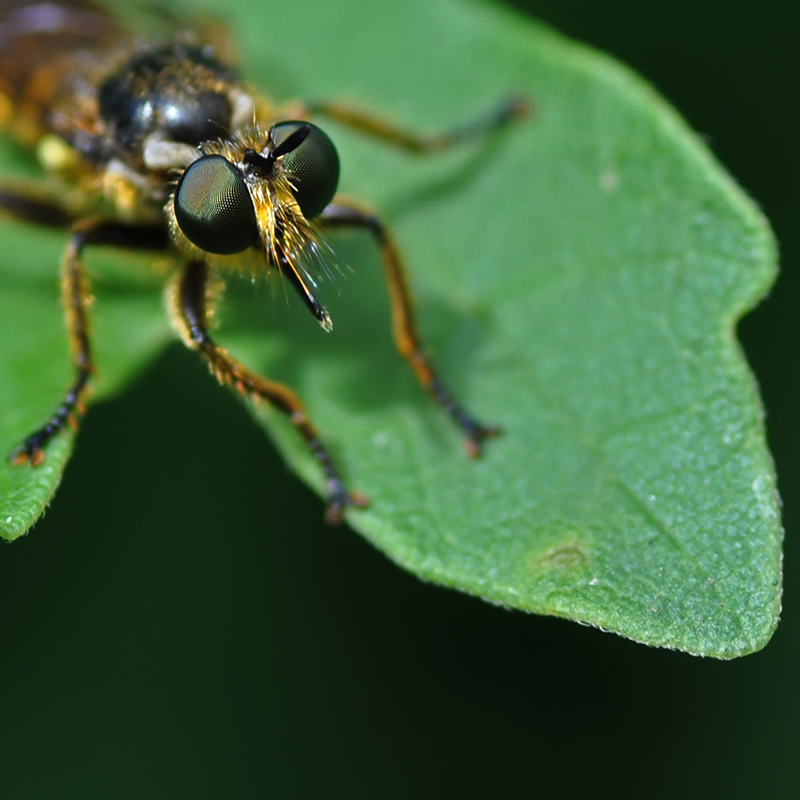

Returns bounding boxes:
[298,96,529,153]
[9,217,169,465]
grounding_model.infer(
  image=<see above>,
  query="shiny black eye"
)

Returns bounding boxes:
[269,121,339,219]
[174,155,258,254]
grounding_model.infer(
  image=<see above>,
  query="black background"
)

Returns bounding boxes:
[1,1,796,797]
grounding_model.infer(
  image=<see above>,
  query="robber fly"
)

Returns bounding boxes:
[0,0,525,523]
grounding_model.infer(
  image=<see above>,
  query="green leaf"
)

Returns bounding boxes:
[0,0,781,657]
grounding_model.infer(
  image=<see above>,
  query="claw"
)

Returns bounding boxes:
[324,484,369,525]
[8,433,49,467]
[463,424,502,459]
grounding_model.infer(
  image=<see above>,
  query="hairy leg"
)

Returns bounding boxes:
[7,212,167,464]
[167,259,368,523]
[320,201,499,457]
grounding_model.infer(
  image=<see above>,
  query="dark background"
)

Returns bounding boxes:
[1,1,796,797]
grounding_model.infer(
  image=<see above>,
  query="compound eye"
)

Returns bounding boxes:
[269,121,340,219]
[174,155,258,254]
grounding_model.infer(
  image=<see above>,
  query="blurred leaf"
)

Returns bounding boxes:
[0,0,781,656]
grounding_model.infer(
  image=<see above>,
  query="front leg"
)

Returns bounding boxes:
[319,201,500,457]
[167,259,368,524]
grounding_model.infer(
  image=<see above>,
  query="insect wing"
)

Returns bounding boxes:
[0,0,125,144]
